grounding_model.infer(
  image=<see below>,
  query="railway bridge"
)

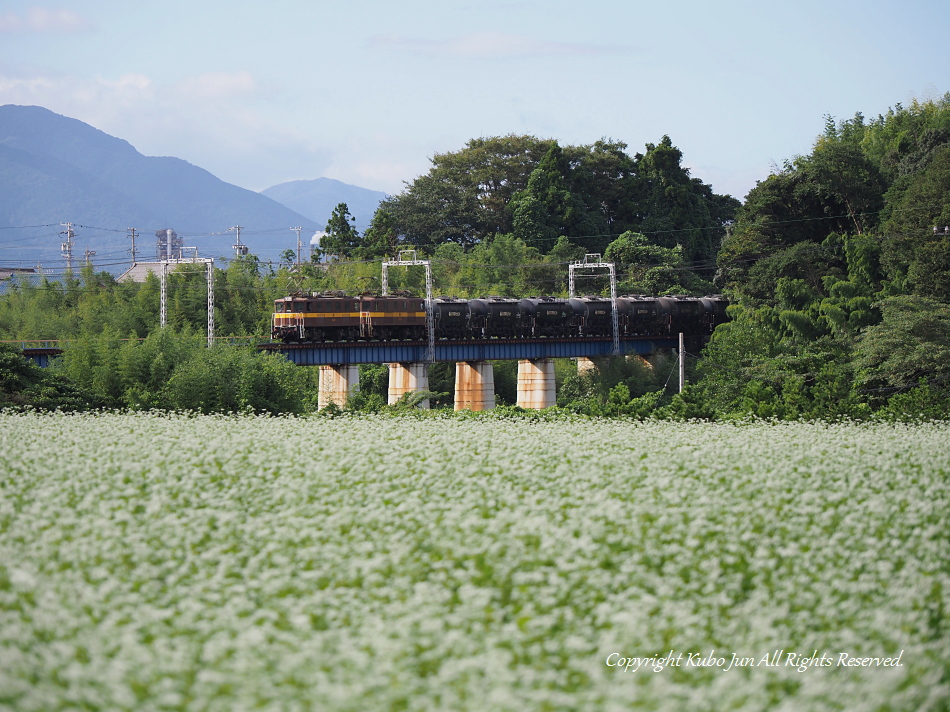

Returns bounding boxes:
[262,335,680,410]
[18,334,683,411]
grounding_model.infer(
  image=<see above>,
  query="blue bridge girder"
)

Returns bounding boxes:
[258,336,680,366]
[19,347,60,368]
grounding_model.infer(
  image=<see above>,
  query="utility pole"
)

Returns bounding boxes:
[289,226,304,292]
[206,259,215,347]
[160,261,168,328]
[159,257,214,346]
[229,225,248,256]
[60,222,75,271]
[291,226,302,266]
[679,332,685,393]
[128,227,138,267]
[83,248,96,267]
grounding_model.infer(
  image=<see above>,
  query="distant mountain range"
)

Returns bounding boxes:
[0,105,387,270]
[261,178,387,234]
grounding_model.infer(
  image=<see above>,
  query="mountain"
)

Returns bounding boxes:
[260,178,388,233]
[0,105,317,268]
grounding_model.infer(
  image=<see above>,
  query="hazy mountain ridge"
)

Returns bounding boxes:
[261,178,387,233]
[0,105,381,267]
[0,141,162,229]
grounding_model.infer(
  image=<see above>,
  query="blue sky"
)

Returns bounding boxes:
[1,0,947,201]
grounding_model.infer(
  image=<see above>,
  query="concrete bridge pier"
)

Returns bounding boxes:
[454,361,495,411]
[318,364,359,409]
[516,358,556,409]
[388,362,430,409]
[629,354,654,370]
[577,357,608,374]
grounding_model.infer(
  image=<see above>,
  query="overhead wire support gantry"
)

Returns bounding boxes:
[159,256,216,347]
[569,254,619,356]
[381,250,435,363]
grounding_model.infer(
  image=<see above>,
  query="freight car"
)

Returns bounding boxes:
[272,292,729,343]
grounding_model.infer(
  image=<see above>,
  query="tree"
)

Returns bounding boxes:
[603,231,707,295]
[854,296,950,395]
[322,203,361,258]
[717,150,876,297]
[564,139,641,236]
[379,134,737,259]
[508,142,609,254]
[0,344,97,411]
[805,141,885,235]
[881,144,950,300]
[423,134,555,238]
[360,205,401,259]
[634,136,739,268]
[381,135,554,248]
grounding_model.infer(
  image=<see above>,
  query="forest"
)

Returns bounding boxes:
[2,95,950,419]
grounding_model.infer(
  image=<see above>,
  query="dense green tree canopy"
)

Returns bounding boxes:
[380,133,739,267]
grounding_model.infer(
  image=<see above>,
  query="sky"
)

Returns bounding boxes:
[0,0,948,202]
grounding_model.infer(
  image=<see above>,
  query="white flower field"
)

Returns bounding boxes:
[0,412,948,711]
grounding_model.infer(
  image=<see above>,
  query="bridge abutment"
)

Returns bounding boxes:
[454,361,495,411]
[516,358,556,409]
[318,364,359,409]
[388,363,430,409]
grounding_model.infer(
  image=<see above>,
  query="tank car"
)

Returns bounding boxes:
[700,295,730,333]
[519,297,574,337]
[568,296,614,337]
[433,297,470,339]
[620,296,672,336]
[667,296,706,336]
[468,297,521,338]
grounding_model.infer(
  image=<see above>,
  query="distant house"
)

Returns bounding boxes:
[118,258,212,283]
[118,262,164,283]
[0,267,37,281]
[0,268,41,295]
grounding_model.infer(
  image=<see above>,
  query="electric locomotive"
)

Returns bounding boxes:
[272,292,426,342]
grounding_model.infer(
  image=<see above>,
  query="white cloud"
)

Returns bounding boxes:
[368,31,610,58]
[0,7,93,34]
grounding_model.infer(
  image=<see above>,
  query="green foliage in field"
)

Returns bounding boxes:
[1,414,947,710]
[49,329,319,414]
[0,343,100,411]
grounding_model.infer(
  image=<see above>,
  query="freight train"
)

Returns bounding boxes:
[271,292,729,343]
